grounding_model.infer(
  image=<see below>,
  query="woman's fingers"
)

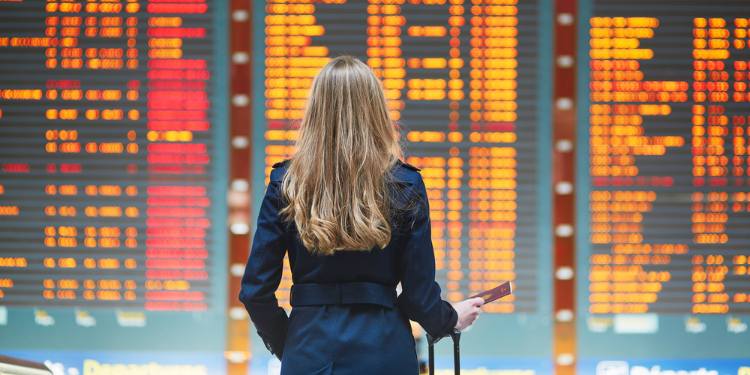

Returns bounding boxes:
[453,297,486,331]
[471,297,485,306]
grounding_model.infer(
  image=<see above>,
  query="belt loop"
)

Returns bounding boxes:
[335,283,342,305]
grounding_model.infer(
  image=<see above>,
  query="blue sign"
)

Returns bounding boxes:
[0,350,225,375]
[579,359,750,375]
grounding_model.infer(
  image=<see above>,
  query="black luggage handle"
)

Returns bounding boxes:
[427,329,461,375]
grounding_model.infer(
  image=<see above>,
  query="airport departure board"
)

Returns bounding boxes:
[0,0,229,365]
[255,0,547,312]
[577,0,750,368]
[251,0,553,371]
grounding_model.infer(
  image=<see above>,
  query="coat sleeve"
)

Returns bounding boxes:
[239,174,288,360]
[397,176,458,341]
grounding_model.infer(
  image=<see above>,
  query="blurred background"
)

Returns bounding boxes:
[1,0,750,374]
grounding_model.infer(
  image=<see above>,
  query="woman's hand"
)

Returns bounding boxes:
[453,297,485,331]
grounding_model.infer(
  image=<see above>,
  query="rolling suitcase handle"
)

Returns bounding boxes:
[427,329,461,375]
[426,282,510,374]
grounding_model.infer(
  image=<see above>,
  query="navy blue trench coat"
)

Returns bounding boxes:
[239,160,458,375]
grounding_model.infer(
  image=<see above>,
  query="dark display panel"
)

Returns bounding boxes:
[577,0,750,362]
[0,0,228,354]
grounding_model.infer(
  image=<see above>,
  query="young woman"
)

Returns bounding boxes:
[240,55,484,375]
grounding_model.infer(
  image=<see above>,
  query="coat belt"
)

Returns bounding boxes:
[290,282,397,308]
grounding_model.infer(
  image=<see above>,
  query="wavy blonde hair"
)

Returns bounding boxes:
[279,56,401,255]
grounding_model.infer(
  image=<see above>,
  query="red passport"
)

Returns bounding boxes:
[469,281,513,303]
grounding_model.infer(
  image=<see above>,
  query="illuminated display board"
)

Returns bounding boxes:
[252,0,553,370]
[576,0,750,365]
[0,0,228,359]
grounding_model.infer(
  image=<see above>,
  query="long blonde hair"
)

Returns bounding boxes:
[279,56,401,255]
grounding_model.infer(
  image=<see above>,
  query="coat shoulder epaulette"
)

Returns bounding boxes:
[397,159,421,172]
[272,159,291,169]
